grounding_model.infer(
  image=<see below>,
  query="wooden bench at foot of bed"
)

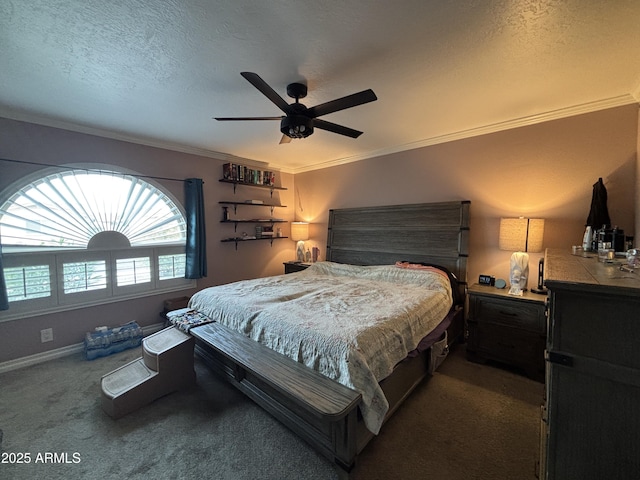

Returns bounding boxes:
[190,322,362,477]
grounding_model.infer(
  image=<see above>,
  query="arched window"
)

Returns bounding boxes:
[0,167,194,320]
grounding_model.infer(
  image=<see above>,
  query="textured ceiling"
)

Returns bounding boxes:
[2,0,640,173]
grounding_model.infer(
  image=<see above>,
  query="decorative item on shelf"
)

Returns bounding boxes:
[499,217,545,296]
[222,206,229,221]
[291,222,309,262]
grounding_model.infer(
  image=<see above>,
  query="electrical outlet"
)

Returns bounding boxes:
[40,328,53,343]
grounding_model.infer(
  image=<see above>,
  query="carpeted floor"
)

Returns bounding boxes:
[0,344,543,480]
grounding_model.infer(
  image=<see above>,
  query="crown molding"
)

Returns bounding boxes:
[288,94,639,173]
[632,82,640,103]
[0,106,265,165]
[2,94,636,176]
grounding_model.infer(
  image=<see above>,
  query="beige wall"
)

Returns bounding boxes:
[0,103,638,363]
[294,105,638,288]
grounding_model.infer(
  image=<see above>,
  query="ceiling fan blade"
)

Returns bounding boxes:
[313,119,363,138]
[214,116,282,121]
[279,134,292,144]
[240,72,292,114]
[307,89,377,118]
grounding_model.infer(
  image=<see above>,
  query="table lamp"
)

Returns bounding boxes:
[499,217,544,295]
[290,222,309,262]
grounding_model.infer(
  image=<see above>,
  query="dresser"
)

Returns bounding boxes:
[540,248,640,480]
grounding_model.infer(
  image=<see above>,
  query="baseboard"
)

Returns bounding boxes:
[0,322,165,375]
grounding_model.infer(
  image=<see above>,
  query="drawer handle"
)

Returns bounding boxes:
[498,310,518,317]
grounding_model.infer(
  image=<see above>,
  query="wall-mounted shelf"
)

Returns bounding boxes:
[221,218,287,232]
[219,179,287,196]
[219,200,287,207]
[220,219,287,223]
[221,236,289,250]
[219,170,288,249]
[219,200,287,216]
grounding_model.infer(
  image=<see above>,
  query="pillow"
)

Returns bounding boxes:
[395,261,462,306]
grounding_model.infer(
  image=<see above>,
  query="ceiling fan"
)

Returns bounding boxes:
[215,72,377,144]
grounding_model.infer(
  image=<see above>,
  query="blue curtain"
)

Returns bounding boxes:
[185,178,207,279]
[0,243,8,310]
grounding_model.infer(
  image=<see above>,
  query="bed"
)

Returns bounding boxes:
[188,201,470,478]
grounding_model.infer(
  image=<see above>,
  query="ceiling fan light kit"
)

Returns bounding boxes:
[215,72,377,143]
[281,115,313,139]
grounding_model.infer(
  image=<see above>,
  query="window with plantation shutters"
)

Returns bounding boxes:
[0,168,195,320]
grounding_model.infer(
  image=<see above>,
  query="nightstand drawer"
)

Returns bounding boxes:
[470,295,545,334]
[283,262,310,274]
[472,322,545,367]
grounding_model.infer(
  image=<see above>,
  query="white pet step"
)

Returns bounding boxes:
[101,326,195,419]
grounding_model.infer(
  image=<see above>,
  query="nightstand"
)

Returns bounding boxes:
[466,283,546,381]
[283,261,311,274]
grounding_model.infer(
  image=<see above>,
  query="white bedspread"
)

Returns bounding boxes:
[188,261,453,434]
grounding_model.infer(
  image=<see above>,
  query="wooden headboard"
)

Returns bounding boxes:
[326,201,470,296]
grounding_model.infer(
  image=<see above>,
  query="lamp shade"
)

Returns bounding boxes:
[499,218,544,253]
[290,222,309,242]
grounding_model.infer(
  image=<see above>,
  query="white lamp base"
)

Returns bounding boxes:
[295,240,305,262]
[509,251,529,295]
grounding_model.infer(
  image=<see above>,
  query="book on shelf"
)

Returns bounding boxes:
[222,163,276,186]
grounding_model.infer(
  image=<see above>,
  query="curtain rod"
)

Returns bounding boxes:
[0,157,196,183]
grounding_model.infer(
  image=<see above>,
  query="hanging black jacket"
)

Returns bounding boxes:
[586,177,611,229]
